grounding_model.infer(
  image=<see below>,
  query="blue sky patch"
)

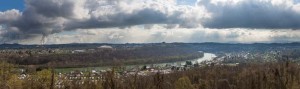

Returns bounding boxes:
[0,0,24,11]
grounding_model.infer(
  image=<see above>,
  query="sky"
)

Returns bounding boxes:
[1,0,300,44]
[0,0,24,11]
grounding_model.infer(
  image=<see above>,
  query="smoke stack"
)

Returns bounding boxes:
[40,35,47,45]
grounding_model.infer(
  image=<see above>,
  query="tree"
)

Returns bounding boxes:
[22,71,53,89]
[175,76,194,89]
[0,61,15,89]
[34,69,53,89]
[7,74,23,89]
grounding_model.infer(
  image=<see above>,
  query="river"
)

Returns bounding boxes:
[143,52,217,67]
[55,52,217,73]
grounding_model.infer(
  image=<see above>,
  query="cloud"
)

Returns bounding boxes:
[0,9,21,23]
[17,25,300,44]
[198,0,300,29]
[0,0,208,42]
[1,0,300,44]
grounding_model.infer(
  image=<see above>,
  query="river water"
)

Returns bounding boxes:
[56,52,217,73]
[143,53,217,67]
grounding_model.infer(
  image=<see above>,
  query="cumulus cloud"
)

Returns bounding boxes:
[0,9,21,23]
[198,0,300,29]
[1,0,300,44]
[0,0,208,42]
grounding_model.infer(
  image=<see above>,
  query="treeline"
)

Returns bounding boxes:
[2,60,300,89]
[0,45,203,68]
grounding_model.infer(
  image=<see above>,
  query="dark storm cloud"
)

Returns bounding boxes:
[198,0,300,29]
[64,8,173,30]
[26,0,75,18]
[0,0,73,41]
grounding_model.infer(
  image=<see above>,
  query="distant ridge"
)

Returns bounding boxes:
[0,42,300,49]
